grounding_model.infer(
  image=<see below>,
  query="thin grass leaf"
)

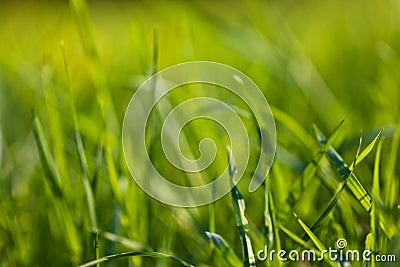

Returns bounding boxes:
[94,231,99,267]
[61,41,98,228]
[290,120,344,204]
[315,127,397,238]
[95,229,151,251]
[384,122,400,208]
[78,251,194,267]
[264,178,274,250]
[293,213,338,267]
[309,180,348,235]
[366,139,383,267]
[279,225,307,247]
[349,130,383,171]
[32,114,63,198]
[228,148,256,267]
[205,232,242,267]
[314,125,372,211]
[270,106,317,151]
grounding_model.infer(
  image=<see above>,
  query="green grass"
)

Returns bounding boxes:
[0,1,399,266]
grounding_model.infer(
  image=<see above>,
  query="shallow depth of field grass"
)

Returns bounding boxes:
[0,1,399,266]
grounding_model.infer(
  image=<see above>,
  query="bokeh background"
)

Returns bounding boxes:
[0,1,399,266]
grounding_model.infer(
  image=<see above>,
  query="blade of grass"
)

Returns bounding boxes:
[94,231,99,267]
[290,120,344,204]
[384,122,400,208]
[293,213,338,267]
[61,41,98,228]
[366,138,384,267]
[95,229,151,251]
[40,64,70,192]
[270,106,317,151]
[314,127,397,238]
[314,125,372,211]
[205,232,242,267]
[228,148,256,267]
[349,130,383,171]
[307,131,363,235]
[32,114,63,198]
[78,251,194,267]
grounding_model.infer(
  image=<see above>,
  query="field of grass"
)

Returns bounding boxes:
[0,1,399,266]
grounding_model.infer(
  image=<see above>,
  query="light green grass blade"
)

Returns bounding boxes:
[384,122,400,208]
[349,130,383,171]
[271,106,317,151]
[205,232,242,267]
[32,115,63,198]
[78,251,194,267]
[95,229,150,251]
[228,148,256,267]
[40,64,70,192]
[294,213,338,267]
[264,177,274,250]
[61,41,98,228]
[366,139,384,267]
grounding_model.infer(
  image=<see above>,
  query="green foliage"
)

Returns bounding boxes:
[0,1,399,267]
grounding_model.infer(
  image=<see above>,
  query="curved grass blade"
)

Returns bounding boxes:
[293,213,338,267]
[228,148,256,267]
[206,232,242,266]
[78,251,194,267]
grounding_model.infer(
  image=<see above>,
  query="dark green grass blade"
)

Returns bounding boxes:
[314,125,372,211]
[78,251,194,267]
[206,232,242,266]
[228,149,256,267]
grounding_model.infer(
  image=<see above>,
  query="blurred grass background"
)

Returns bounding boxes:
[0,0,399,266]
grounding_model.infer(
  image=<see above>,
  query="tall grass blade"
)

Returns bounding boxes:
[94,231,99,267]
[61,41,98,228]
[228,148,256,267]
[366,139,384,267]
[32,114,63,198]
[205,232,242,267]
[314,125,372,211]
